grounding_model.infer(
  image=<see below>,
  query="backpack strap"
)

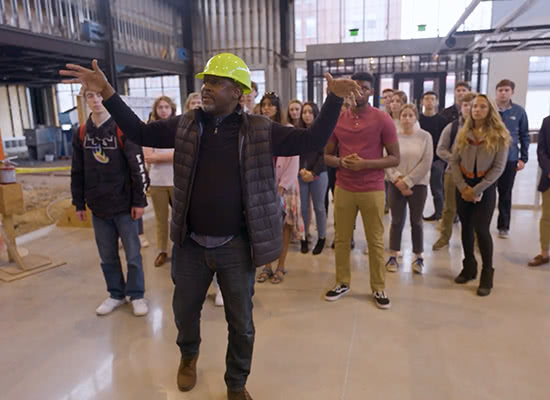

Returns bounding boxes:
[450,119,460,148]
[115,126,124,149]
[79,124,86,144]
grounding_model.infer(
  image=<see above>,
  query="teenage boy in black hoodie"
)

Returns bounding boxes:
[71,89,149,317]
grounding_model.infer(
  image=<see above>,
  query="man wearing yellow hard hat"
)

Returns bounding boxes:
[61,53,362,400]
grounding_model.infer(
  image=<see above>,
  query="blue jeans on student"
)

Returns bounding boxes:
[92,213,144,300]
[299,171,329,239]
[171,233,256,391]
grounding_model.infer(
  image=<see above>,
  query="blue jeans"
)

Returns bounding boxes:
[171,233,255,391]
[91,213,144,300]
[299,171,328,239]
[430,160,446,218]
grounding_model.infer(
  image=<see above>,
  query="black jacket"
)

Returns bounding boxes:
[71,116,148,219]
[439,104,460,125]
[102,93,343,266]
[538,116,550,192]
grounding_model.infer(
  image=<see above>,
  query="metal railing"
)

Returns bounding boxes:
[0,0,182,61]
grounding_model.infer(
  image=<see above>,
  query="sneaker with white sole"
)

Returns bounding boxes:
[96,297,126,315]
[498,230,509,239]
[412,257,424,274]
[215,289,224,307]
[373,291,391,309]
[131,298,149,316]
[385,256,399,272]
[139,235,150,248]
[324,284,350,301]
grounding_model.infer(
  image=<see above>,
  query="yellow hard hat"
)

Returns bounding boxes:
[196,53,252,94]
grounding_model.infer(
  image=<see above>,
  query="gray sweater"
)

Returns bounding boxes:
[450,130,509,196]
[437,118,463,172]
[386,128,433,187]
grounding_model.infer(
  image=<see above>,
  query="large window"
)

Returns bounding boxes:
[56,83,82,113]
[295,0,387,52]
[400,0,492,39]
[296,68,307,102]
[128,75,181,114]
[250,70,266,103]
[526,56,550,130]
[295,0,492,51]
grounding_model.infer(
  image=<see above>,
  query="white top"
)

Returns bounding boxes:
[386,128,433,188]
[148,148,174,187]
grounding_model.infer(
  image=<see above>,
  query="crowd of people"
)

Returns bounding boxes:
[61,52,548,400]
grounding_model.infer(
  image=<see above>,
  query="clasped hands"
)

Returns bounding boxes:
[393,177,413,197]
[340,153,369,171]
[299,169,315,183]
[460,186,478,203]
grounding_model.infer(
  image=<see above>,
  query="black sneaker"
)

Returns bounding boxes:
[312,238,325,255]
[324,284,350,301]
[300,240,309,254]
[373,291,391,309]
[423,213,440,221]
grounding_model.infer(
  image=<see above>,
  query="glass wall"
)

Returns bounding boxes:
[471,57,490,94]
[526,56,550,130]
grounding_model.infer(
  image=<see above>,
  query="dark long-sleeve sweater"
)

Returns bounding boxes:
[102,92,343,235]
[102,92,343,156]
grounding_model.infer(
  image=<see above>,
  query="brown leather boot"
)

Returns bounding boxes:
[227,387,253,400]
[154,252,168,267]
[177,353,198,392]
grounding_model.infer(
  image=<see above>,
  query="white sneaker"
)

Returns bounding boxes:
[131,298,149,316]
[215,289,224,307]
[139,235,150,248]
[96,297,126,315]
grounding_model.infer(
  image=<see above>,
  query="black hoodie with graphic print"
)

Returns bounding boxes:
[71,115,149,219]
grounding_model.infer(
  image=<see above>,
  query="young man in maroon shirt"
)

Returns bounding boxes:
[324,72,400,309]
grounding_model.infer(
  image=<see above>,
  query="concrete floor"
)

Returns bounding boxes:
[1,148,549,400]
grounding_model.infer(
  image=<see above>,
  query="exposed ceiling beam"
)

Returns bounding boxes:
[435,0,482,55]
[466,0,539,53]
[513,30,550,51]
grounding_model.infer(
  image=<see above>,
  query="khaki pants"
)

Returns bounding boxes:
[438,172,457,243]
[149,186,174,252]
[334,186,385,291]
[540,189,550,251]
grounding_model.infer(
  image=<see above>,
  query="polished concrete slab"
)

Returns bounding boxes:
[1,148,549,400]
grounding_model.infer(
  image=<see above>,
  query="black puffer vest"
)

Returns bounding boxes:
[171,110,283,267]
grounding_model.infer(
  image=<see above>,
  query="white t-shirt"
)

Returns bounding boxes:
[148,148,174,187]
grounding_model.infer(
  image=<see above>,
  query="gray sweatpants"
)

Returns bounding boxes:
[388,183,428,254]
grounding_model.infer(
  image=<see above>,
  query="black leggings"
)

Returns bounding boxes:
[456,184,496,271]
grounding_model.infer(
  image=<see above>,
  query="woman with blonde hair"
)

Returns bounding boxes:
[183,92,201,113]
[144,96,177,268]
[450,94,510,296]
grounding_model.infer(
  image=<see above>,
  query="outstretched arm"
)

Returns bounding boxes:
[60,60,178,148]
